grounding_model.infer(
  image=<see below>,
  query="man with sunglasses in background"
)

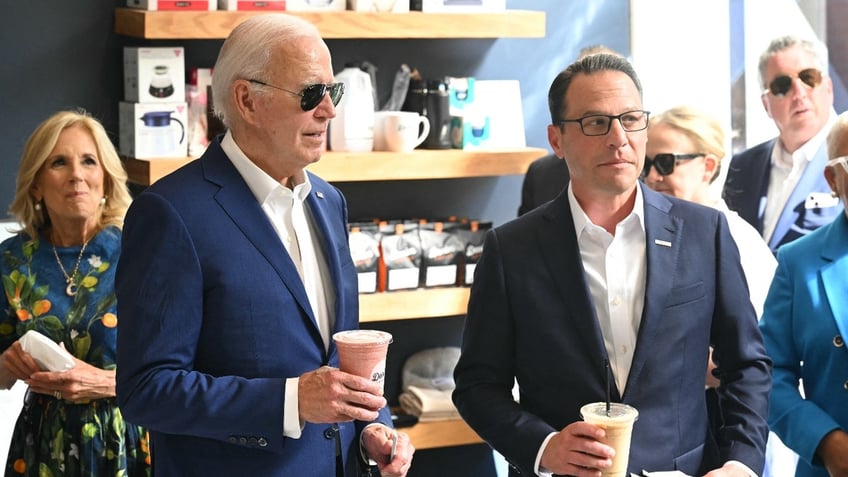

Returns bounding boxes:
[114,14,413,477]
[724,35,843,253]
[454,53,770,477]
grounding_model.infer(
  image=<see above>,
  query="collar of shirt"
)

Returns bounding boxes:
[221,131,312,202]
[567,182,646,239]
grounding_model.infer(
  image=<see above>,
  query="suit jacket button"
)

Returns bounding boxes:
[323,427,336,439]
[228,436,237,444]
[248,437,258,446]
[834,335,844,347]
[844,380,848,391]
[258,437,268,447]
[239,437,247,445]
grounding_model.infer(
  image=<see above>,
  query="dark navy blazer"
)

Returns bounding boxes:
[453,184,771,477]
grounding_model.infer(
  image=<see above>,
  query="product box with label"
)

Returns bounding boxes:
[124,47,186,104]
[187,67,213,157]
[126,0,217,10]
[286,0,344,11]
[348,0,409,12]
[120,102,189,159]
[410,0,505,12]
[219,0,286,9]
[449,79,525,150]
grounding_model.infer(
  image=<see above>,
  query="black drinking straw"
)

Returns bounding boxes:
[604,358,611,417]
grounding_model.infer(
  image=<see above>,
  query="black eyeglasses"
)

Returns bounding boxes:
[555,110,650,136]
[642,153,705,177]
[764,68,822,97]
[248,79,345,111]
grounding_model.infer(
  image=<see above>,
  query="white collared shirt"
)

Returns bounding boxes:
[762,112,836,242]
[568,183,647,395]
[535,183,646,476]
[221,131,334,439]
[535,184,756,477]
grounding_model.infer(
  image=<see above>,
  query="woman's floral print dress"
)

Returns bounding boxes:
[0,226,150,477]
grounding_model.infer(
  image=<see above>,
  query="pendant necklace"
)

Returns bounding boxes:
[52,236,90,297]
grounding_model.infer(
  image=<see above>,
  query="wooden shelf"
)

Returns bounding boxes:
[402,417,483,450]
[359,287,469,323]
[122,147,548,185]
[114,8,545,39]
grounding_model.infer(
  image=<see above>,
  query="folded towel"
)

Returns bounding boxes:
[398,385,459,422]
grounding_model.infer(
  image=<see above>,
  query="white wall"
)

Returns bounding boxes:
[629,0,732,195]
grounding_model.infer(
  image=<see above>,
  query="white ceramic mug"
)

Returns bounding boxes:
[374,111,430,152]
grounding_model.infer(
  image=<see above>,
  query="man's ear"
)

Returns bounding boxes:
[233,80,260,126]
[547,124,565,159]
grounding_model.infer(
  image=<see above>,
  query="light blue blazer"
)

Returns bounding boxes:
[115,139,391,476]
[760,212,848,477]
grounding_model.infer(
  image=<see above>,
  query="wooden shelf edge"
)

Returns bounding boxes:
[122,147,549,185]
[359,287,469,322]
[114,8,545,39]
[401,417,483,450]
[310,148,548,182]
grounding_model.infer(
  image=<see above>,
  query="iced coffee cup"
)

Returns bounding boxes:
[580,402,639,477]
[332,330,393,393]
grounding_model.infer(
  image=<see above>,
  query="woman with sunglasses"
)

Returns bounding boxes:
[644,106,799,477]
[643,105,776,317]
[758,113,848,477]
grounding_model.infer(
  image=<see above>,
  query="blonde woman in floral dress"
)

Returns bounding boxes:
[0,110,150,476]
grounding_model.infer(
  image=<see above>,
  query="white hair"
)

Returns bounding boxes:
[211,14,321,128]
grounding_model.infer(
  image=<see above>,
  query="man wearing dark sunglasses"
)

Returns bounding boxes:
[724,35,843,253]
[115,14,413,477]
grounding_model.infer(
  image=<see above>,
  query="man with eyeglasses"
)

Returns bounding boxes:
[114,14,413,477]
[723,35,843,253]
[517,45,623,217]
[453,53,771,477]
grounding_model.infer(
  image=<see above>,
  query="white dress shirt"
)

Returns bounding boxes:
[221,132,334,439]
[761,113,835,242]
[535,184,646,476]
[536,185,756,477]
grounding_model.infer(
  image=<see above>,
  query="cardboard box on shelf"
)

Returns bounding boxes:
[126,0,217,10]
[120,102,189,159]
[286,0,344,11]
[410,0,505,13]
[124,47,186,104]
[348,0,409,12]
[218,0,286,10]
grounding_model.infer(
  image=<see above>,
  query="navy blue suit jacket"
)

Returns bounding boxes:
[723,139,843,252]
[453,184,771,477]
[115,139,391,476]
[518,153,570,216]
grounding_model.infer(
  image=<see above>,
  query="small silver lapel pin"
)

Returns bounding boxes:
[654,239,672,247]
